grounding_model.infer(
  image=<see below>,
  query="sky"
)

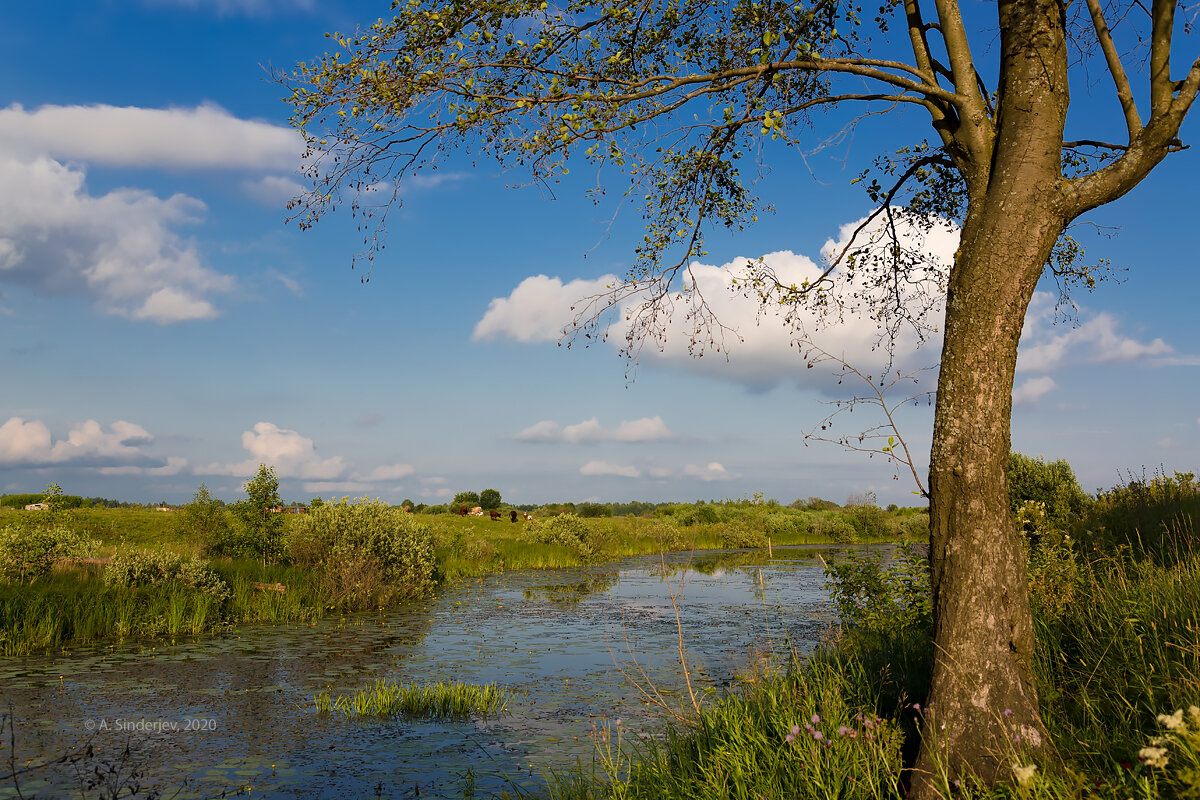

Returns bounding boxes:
[0,1,1197,507]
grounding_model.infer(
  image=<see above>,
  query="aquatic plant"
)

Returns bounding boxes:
[314,679,519,720]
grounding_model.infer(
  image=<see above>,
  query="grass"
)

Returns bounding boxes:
[544,480,1200,800]
[314,679,519,720]
[0,501,924,653]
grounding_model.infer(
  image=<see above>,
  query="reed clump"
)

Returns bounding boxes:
[314,679,519,720]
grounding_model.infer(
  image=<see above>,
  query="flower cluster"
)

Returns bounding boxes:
[783,711,885,747]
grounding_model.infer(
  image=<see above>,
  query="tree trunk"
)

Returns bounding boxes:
[909,0,1071,791]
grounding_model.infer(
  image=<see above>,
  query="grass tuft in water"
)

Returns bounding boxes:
[314,679,519,720]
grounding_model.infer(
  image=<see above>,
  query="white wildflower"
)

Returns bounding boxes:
[1139,746,1170,768]
[1012,763,1037,786]
[1158,709,1185,731]
[1189,705,1200,721]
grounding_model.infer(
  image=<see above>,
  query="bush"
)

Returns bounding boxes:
[522,513,596,558]
[221,465,286,564]
[844,502,891,540]
[289,497,438,608]
[825,546,931,634]
[813,516,857,543]
[176,483,230,554]
[1007,452,1090,532]
[577,502,613,518]
[479,489,502,510]
[0,521,98,583]
[103,549,230,601]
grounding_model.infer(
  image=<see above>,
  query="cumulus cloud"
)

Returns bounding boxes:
[360,464,415,482]
[303,480,371,494]
[579,460,641,478]
[0,103,301,170]
[478,213,954,392]
[1018,293,1173,373]
[199,422,349,480]
[515,416,675,444]
[0,417,166,468]
[1012,376,1057,406]
[0,155,232,322]
[682,462,735,482]
[244,175,306,206]
[474,274,619,343]
[98,457,189,476]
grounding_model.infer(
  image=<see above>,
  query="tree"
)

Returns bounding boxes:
[283,1,1200,788]
[1007,452,1090,533]
[451,490,480,509]
[479,488,502,510]
[230,464,285,565]
[177,483,231,553]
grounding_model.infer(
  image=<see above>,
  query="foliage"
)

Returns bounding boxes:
[222,464,286,564]
[479,488,502,510]
[522,513,597,559]
[451,491,481,509]
[812,516,857,543]
[175,483,231,554]
[1086,469,1200,563]
[825,546,932,636]
[1007,453,1091,534]
[793,497,841,512]
[103,549,230,601]
[0,519,98,584]
[288,496,438,608]
[577,502,613,518]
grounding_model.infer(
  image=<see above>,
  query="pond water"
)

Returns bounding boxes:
[0,545,894,799]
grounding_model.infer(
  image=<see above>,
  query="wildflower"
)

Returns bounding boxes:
[1012,764,1037,787]
[1139,746,1169,768]
[1004,708,1013,718]
[813,731,824,741]
[912,703,922,712]
[615,719,622,727]
[811,713,821,724]
[1157,709,1185,731]
[837,726,849,736]
[785,733,795,743]
[791,725,800,736]
[1190,705,1200,721]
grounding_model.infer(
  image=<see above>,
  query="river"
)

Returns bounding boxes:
[0,544,893,799]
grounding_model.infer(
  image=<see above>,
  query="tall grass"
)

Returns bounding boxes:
[314,679,519,720]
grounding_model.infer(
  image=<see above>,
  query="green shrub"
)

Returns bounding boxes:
[175,483,230,554]
[813,516,857,543]
[0,521,98,583]
[225,464,287,565]
[522,513,596,558]
[825,546,931,634]
[103,549,230,601]
[898,513,929,541]
[577,502,613,518]
[844,502,891,539]
[288,497,438,608]
[1007,452,1091,532]
[719,525,769,549]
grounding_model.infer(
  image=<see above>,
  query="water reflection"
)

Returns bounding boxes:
[0,545,890,798]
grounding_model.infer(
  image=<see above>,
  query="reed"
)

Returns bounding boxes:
[314,679,519,720]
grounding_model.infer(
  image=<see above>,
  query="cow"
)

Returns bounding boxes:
[510,509,518,523]
[469,506,484,516]
[489,509,502,521]
[523,512,534,521]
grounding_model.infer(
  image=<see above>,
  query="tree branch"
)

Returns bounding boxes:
[1151,0,1177,117]
[1084,0,1142,139]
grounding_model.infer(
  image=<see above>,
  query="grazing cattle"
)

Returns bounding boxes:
[489,509,502,521]
[523,512,534,521]
[510,510,518,523]
[459,505,469,516]
[469,506,484,516]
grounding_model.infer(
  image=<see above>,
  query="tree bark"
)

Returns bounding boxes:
[910,0,1071,791]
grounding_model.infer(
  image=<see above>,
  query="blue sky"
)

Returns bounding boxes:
[0,1,1196,506]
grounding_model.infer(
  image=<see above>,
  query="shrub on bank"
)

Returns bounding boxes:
[103,549,230,601]
[0,520,97,583]
[288,497,438,608]
[522,513,597,558]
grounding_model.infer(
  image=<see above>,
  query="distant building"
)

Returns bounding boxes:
[155,506,173,512]
[24,502,48,511]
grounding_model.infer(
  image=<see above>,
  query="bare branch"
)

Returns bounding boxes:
[1151,0,1177,116]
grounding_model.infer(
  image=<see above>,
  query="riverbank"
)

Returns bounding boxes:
[0,499,925,655]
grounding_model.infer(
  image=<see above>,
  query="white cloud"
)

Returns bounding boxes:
[1155,437,1178,449]
[579,460,641,478]
[145,0,315,16]
[1018,293,1173,373]
[1012,376,1057,406]
[515,416,675,444]
[479,213,954,392]
[474,274,619,343]
[200,422,348,480]
[0,417,167,468]
[360,464,415,482]
[303,481,373,495]
[682,462,735,482]
[0,103,301,170]
[0,155,233,322]
[244,175,306,206]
